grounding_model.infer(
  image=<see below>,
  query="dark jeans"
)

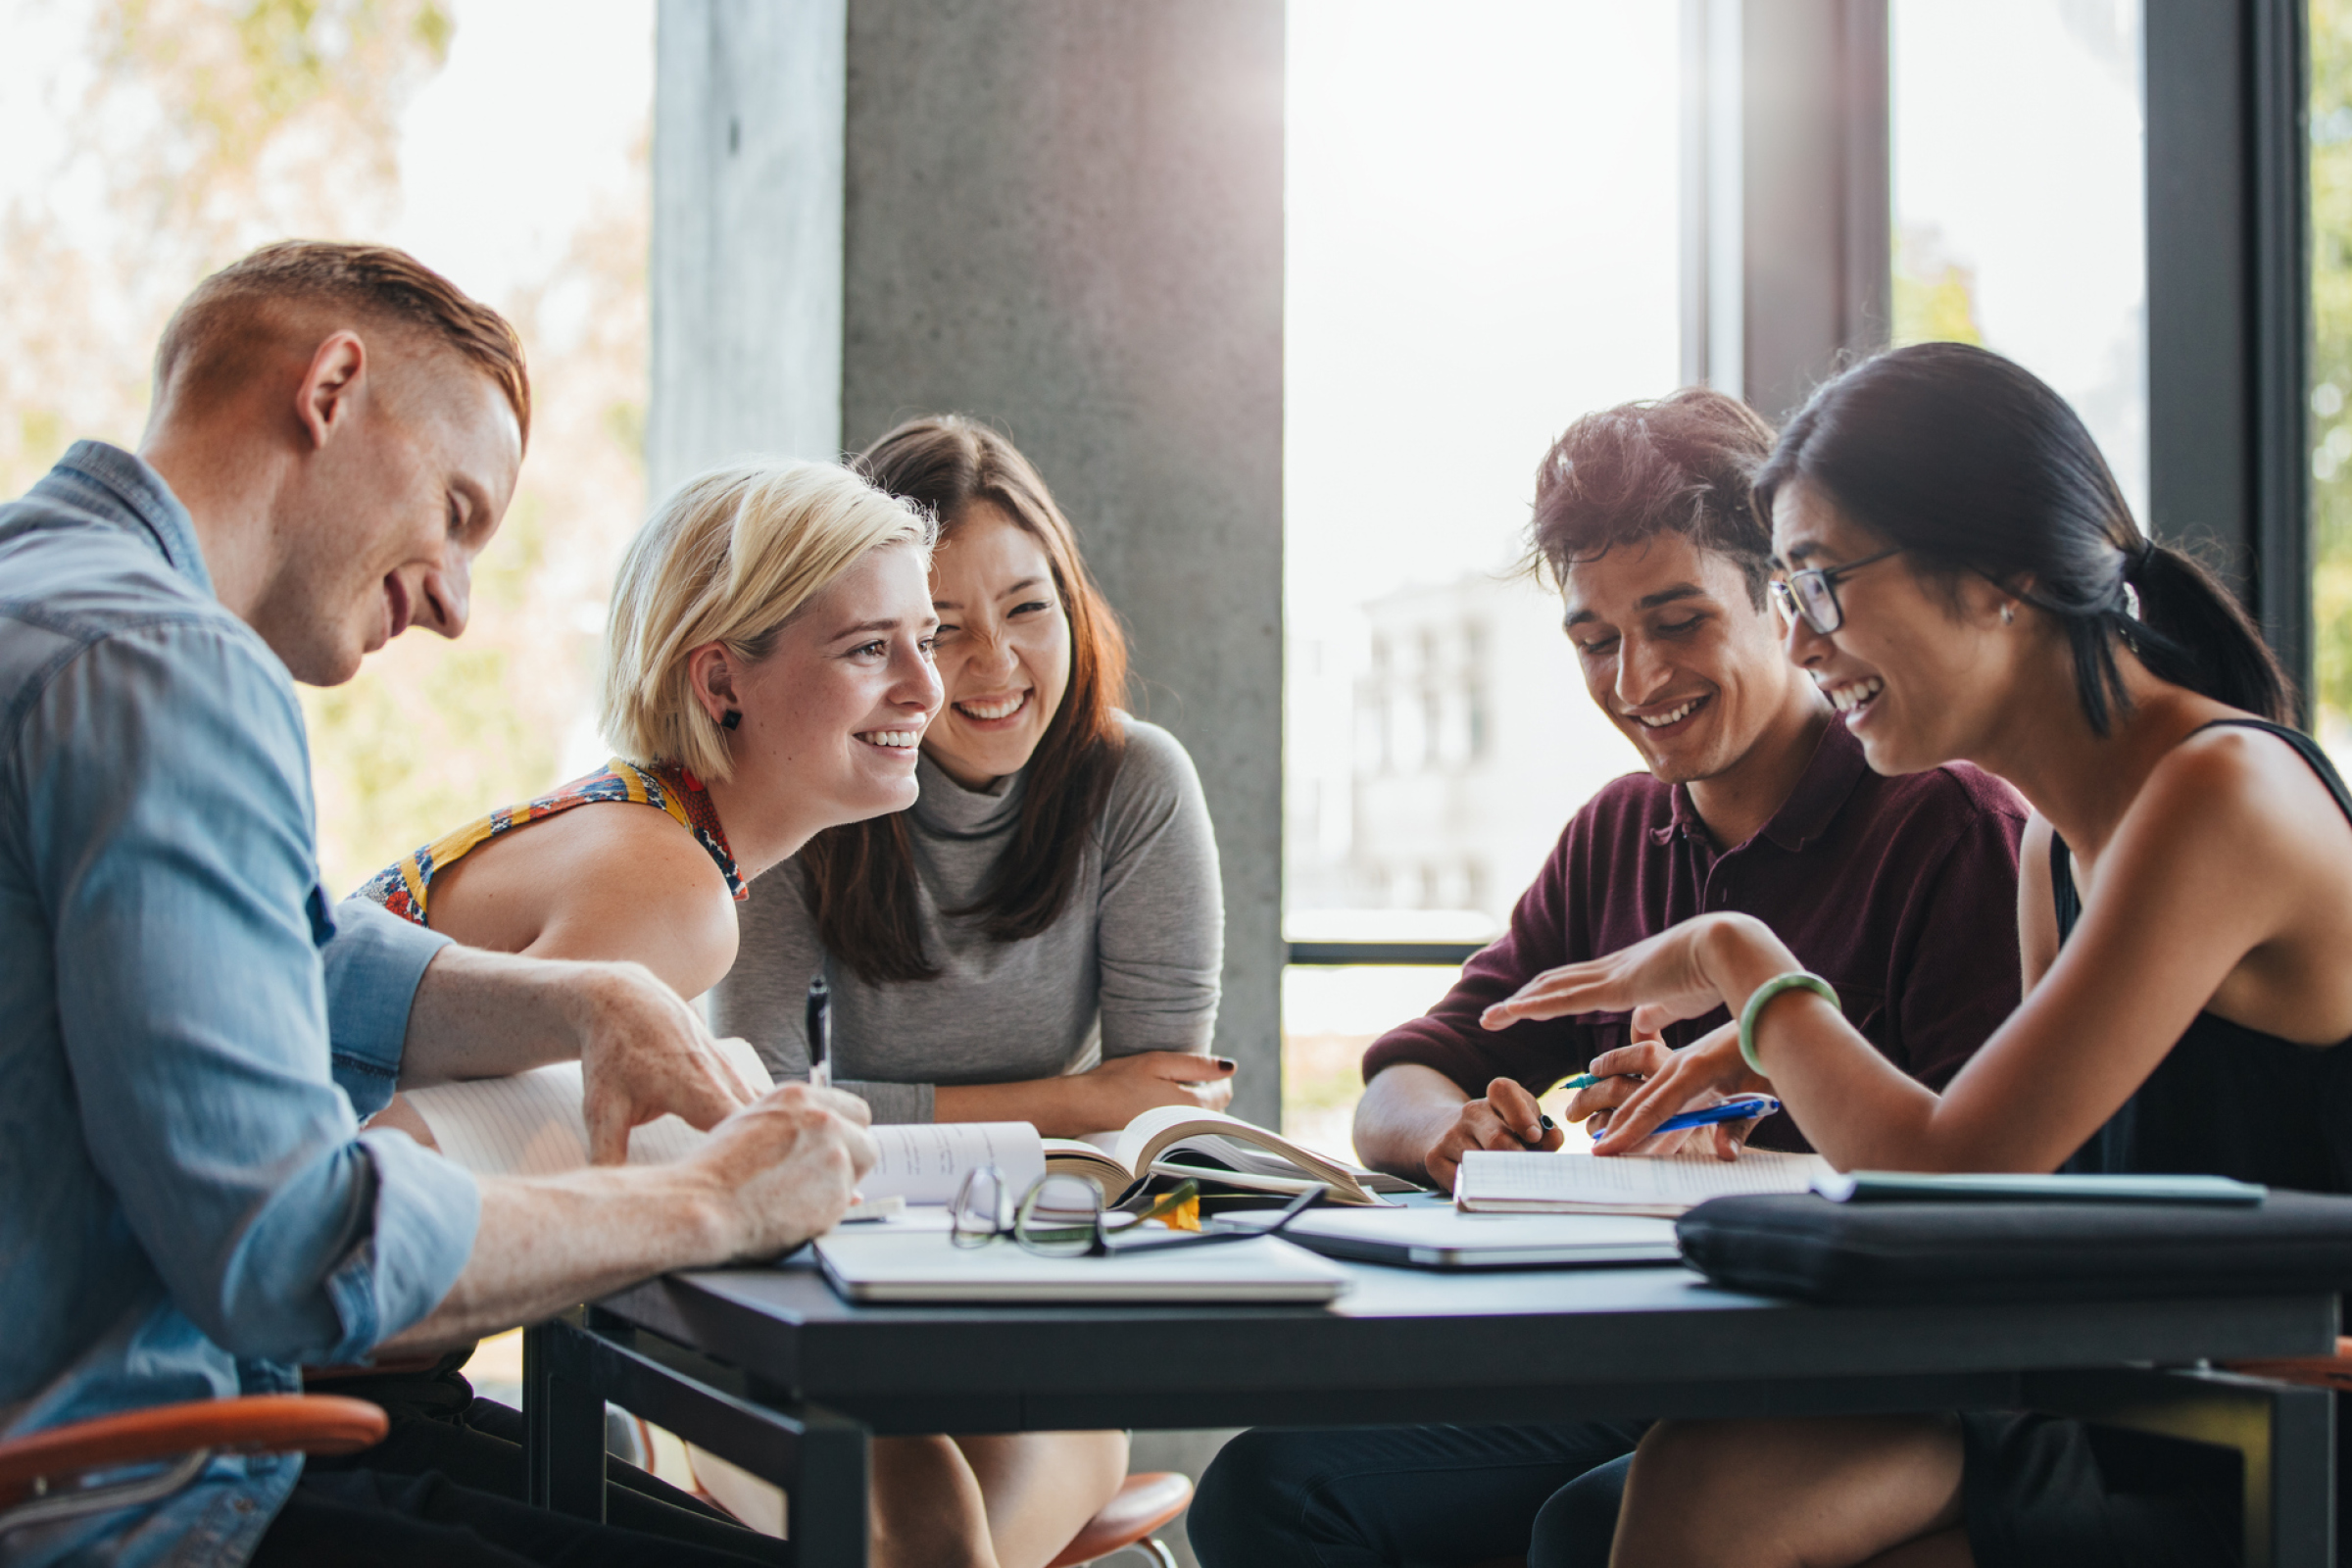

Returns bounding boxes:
[251,1468,774,1568]
[1526,1453,1636,1568]
[263,1353,776,1566]
[1187,1419,1647,1568]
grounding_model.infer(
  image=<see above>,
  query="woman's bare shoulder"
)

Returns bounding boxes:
[430,798,735,976]
[2119,719,2352,901]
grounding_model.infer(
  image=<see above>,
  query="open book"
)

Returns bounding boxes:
[1044,1105,1419,1207]
[1455,1148,1832,1217]
[400,1057,1412,1207]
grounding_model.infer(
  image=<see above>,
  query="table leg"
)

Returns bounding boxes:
[2025,1367,2334,1568]
[523,1316,608,1520]
[520,1310,870,1566]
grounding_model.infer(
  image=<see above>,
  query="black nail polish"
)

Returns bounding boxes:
[1541,1114,1557,1132]
[1216,1057,1236,1071]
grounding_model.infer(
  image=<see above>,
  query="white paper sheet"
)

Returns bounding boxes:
[405,1038,775,1176]
[857,1122,1045,1204]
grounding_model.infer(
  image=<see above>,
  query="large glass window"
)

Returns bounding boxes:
[2314,0,2352,746]
[1887,0,2148,520]
[0,0,653,899]
[1282,1,1677,1152]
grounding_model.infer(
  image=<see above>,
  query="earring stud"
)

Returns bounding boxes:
[721,710,742,731]
[2000,603,2015,625]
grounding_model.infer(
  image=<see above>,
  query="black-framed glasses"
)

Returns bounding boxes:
[949,1167,1321,1257]
[1770,546,1904,635]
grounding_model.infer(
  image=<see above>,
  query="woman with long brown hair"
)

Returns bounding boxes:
[711,415,1231,1568]
[712,416,1230,1130]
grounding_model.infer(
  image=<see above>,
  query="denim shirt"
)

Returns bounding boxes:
[0,444,482,1566]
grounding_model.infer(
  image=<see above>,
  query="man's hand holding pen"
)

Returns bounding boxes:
[1577,1033,1775,1160]
[1418,1076,1565,1189]
[1561,1038,1670,1134]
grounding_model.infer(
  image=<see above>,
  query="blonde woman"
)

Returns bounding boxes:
[361,461,941,1002]
[350,462,1116,1568]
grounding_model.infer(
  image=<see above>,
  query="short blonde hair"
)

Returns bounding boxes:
[601,461,934,781]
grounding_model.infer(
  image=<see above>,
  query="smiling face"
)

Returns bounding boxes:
[922,501,1074,789]
[258,353,521,685]
[1562,531,1804,786]
[714,541,944,832]
[1771,477,2019,774]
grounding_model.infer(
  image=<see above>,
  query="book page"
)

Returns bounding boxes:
[1112,1105,1377,1184]
[861,1122,1045,1204]
[405,1038,774,1176]
[1457,1149,1830,1208]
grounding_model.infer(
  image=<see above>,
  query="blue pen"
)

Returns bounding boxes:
[1650,1096,1781,1133]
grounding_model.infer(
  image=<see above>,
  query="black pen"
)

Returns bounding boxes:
[805,974,832,1090]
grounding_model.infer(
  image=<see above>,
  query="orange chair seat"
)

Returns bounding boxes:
[2227,1335,2352,1390]
[1047,1470,1192,1568]
[0,1395,388,1509]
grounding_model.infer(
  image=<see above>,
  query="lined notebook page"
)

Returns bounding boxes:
[860,1123,1045,1204]
[1457,1149,1830,1212]
[406,1038,773,1176]
[406,1049,1045,1199]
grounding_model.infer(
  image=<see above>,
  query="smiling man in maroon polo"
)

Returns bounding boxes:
[1187,387,2028,1568]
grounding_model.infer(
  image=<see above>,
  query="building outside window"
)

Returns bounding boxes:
[1281,0,1671,1153]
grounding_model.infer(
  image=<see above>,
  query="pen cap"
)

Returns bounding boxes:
[805,974,831,1058]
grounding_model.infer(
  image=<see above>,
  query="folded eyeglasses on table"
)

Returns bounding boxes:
[948,1167,1322,1257]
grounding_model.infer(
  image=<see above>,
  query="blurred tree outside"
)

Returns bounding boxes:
[2313,0,2352,739]
[1890,222,1985,349]
[0,0,651,894]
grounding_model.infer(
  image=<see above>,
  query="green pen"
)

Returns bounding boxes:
[1560,1070,1646,1091]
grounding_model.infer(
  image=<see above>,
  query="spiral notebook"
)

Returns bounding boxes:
[1454,1149,1832,1217]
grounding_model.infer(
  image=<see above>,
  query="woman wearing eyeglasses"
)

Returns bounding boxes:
[711,416,1229,1568]
[1486,342,2352,1568]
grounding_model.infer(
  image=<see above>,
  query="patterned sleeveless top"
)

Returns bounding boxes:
[358,758,748,927]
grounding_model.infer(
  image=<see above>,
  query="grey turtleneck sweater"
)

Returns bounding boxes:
[709,714,1224,1122]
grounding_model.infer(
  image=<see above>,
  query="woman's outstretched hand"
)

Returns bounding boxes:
[1591,1021,1770,1158]
[1480,913,1789,1037]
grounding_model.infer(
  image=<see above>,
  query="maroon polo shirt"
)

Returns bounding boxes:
[1362,716,2028,1152]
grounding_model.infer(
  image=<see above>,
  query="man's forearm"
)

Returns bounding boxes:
[375,1164,736,1353]
[397,946,609,1085]
[1351,1064,1470,1180]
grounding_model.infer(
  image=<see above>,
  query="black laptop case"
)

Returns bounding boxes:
[1675,1190,2352,1304]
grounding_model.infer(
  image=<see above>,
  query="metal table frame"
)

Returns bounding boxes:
[524,1257,2338,1568]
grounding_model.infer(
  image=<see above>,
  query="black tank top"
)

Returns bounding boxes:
[2056,718,2352,1190]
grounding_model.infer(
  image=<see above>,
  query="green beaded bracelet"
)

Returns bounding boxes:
[1737,971,1839,1076]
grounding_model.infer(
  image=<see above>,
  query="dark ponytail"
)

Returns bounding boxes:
[1755,342,2293,733]
[2126,541,2294,726]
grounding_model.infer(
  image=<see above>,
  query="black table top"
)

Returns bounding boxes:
[593,1250,2339,1435]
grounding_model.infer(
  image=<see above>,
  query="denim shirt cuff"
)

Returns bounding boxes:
[318,1130,482,1363]
[323,898,453,1118]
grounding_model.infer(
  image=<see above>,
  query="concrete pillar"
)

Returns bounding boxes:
[649,0,848,488]
[652,0,1288,1125]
